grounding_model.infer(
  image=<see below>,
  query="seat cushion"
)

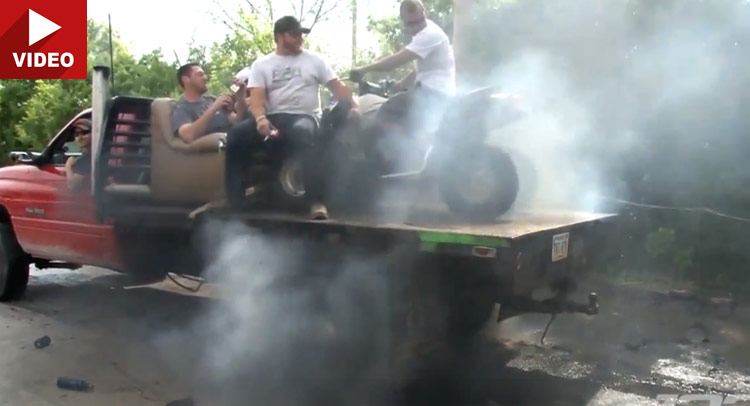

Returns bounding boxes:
[150,98,226,204]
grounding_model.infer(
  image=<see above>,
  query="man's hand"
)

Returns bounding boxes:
[65,156,76,171]
[212,95,233,113]
[256,117,275,138]
[230,80,250,122]
[232,79,247,98]
[347,107,360,120]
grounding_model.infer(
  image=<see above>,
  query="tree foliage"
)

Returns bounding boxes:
[213,0,344,34]
[0,13,273,159]
[0,19,179,154]
[205,11,274,95]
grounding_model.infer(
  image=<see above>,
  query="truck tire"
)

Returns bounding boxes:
[443,261,497,344]
[403,257,497,345]
[0,223,30,301]
[445,280,495,344]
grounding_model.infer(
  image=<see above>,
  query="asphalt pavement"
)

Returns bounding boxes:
[1,266,749,405]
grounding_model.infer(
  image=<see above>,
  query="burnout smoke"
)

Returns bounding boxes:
[157,220,392,405]
[446,0,750,214]
[460,0,750,390]
[484,51,603,212]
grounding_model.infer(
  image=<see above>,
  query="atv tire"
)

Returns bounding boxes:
[439,147,519,222]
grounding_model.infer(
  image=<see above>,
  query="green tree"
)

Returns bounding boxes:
[5,19,179,154]
[0,80,36,154]
[205,11,274,95]
[367,0,516,78]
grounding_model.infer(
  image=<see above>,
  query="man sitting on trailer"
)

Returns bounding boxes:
[171,63,248,144]
[224,16,359,220]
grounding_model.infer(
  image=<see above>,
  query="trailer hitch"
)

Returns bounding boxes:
[496,293,599,344]
[497,292,599,320]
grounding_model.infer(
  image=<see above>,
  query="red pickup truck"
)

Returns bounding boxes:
[0,91,224,300]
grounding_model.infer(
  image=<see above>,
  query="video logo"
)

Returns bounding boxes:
[0,0,86,79]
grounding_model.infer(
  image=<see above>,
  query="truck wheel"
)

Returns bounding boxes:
[0,223,30,301]
[403,257,497,345]
[445,281,495,344]
[443,262,497,344]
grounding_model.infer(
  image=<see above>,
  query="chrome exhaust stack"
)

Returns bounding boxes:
[91,66,110,194]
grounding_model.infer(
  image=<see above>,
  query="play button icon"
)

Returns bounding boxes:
[0,0,86,79]
[28,9,61,47]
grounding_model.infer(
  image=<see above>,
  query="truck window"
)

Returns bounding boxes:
[50,119,89,166]
[63,139,81,155]
[52,132,81,166]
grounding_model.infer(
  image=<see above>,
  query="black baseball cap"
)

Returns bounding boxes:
[274,16,311,35]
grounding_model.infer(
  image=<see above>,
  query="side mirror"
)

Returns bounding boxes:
[9,151,35,164]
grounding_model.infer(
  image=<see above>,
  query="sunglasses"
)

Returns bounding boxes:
[74,129,90,136]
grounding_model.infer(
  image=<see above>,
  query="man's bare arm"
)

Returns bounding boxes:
[232,96,249,123]
[249,87,275,138]
[356,49,419,74]
[249,87,268,121]
[177,95,232,143]
[65,157,87,192]
[229,81,249,124]
[326,79,359,111]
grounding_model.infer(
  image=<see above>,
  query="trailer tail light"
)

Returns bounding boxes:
[472,246,497,258]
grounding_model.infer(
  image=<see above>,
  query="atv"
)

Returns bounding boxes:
[319,78,524,222]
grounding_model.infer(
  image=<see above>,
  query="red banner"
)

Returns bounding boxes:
[0,0,86,79]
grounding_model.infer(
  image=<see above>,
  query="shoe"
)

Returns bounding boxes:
[310,203,329,220]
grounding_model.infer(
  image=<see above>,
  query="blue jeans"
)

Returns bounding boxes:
[224,113,325,208]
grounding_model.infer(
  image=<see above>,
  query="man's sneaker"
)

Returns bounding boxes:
[310,203,329,220]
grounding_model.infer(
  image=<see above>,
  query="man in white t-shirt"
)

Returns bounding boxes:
[350,0,455,135]
[351,0,455,96]
[225,16,359,219]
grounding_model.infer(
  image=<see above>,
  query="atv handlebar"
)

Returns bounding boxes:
[352,79,395,98]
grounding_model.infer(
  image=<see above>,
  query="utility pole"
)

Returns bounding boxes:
[453,0,474,83]
[351,0,358,65]
[108,14,115,93]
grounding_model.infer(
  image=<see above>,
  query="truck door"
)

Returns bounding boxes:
[8,112,124,270]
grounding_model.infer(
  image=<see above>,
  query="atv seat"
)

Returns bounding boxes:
[150,98,226,204]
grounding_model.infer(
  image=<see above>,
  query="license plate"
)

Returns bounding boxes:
[552,232,570,262]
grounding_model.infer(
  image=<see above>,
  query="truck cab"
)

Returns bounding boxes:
[0,68,229,299]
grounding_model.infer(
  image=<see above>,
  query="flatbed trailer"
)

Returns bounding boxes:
[111,204,615,339]
[105,200,615,339]
[0,66,617,345]
[230,208,615,309]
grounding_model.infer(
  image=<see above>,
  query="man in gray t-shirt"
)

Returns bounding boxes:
[225,16,359,220]
[171,63,248,143]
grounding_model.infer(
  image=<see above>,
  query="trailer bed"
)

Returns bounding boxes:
[230,207,616,243]
[112,201,616,252]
